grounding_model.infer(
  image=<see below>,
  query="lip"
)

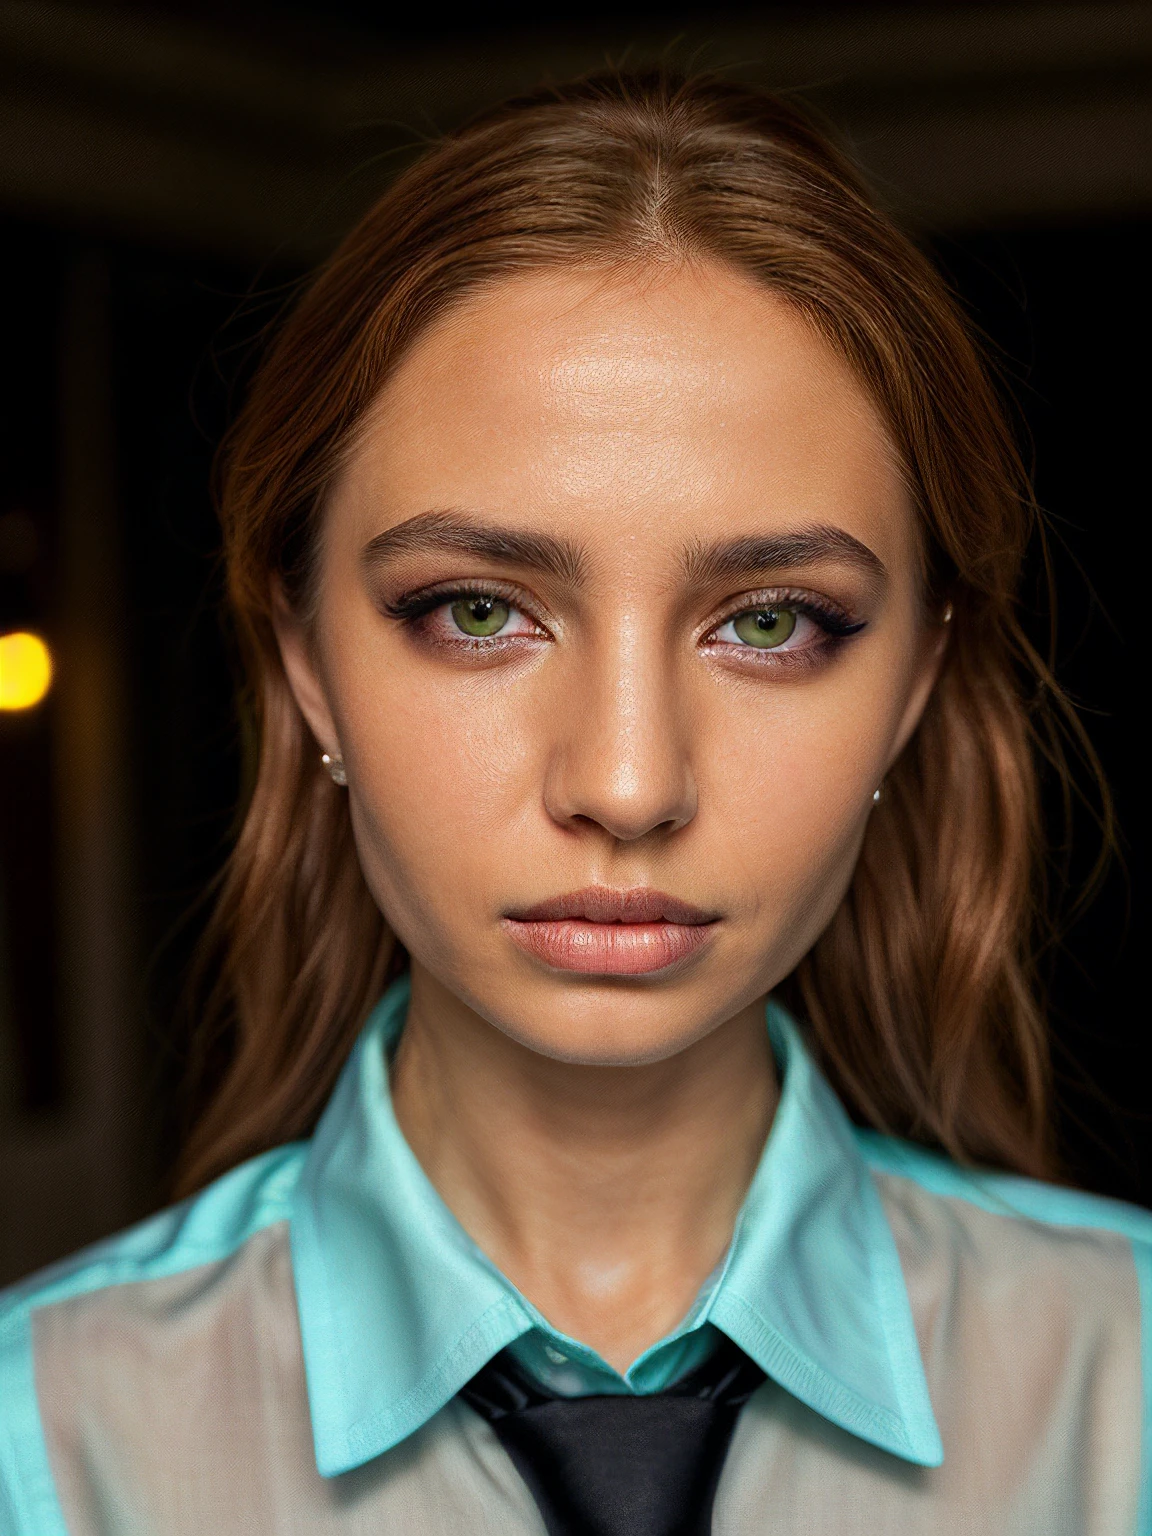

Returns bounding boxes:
[503,886,719,976]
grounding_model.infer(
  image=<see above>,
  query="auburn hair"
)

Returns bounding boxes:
[177,70,1091,1195]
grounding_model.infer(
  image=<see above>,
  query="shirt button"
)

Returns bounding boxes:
[543,1345,569,1364]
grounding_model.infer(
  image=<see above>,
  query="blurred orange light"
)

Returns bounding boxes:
[0,631,53,710]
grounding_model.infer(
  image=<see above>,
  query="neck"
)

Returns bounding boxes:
[390,966,778,1373]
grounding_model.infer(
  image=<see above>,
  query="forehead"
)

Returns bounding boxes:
[333,262,912,566]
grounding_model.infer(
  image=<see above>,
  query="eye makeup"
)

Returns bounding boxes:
[377,575,867,671]
[703,583,864,640]
[380,578,550,652]
[380,577,545,627]
[699,586,866,673]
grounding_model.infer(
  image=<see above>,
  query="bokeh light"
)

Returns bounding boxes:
[0,631,53,710]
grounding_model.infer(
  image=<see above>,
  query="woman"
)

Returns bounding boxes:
[1,72,1147,1536]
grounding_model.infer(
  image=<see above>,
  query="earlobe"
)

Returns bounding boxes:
[269,579,343,761]
[931,602,954,667]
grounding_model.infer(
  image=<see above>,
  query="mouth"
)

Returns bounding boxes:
[502,886,720,976]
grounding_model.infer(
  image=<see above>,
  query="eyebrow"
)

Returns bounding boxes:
[361,509,587,586]
[680,526,887,587]
[361,509,885,593]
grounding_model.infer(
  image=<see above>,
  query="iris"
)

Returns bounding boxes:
[451,596,510,636]
[732,607,797,648]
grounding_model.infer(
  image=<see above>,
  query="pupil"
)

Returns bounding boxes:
[757,610,777,630]
[472,599,493,619]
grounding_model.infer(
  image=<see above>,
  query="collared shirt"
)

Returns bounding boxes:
[1,976,1150,1534]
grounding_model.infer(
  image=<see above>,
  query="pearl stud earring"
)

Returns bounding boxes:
[321,752,347,786]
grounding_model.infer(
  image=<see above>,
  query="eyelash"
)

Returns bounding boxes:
[384,580,547,636]
[383,582,866,661]
[702,589,865,659]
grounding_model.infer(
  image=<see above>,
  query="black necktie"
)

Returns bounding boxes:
[458,1335,766,1536]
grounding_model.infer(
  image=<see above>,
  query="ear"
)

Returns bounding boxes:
[269,579,342,760]
[884,613,950,771]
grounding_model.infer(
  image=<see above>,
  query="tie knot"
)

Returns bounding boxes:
[459,1336,766,1536]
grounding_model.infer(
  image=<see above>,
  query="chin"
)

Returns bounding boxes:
[488,984,732,1067]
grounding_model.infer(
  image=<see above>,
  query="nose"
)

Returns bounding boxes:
[542,619,697,843]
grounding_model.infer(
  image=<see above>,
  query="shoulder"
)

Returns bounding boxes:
[857,1126,1152,1263]
[0,1141,306,1324]
[858,1129,1151,1532]
[857,1127,1152,1318]
[0,1143,307,1536]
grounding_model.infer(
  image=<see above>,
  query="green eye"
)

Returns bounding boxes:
[450,596,510,637]
[732,607,797,648]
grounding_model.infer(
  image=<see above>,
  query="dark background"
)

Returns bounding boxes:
[0,0,1149,1283]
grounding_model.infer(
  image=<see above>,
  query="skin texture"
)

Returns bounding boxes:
[275,261,944,1370]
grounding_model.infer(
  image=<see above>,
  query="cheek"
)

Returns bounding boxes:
[334,651,542,942]
[697,661,904,942]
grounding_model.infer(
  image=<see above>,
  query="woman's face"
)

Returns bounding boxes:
[279,263,941,1064]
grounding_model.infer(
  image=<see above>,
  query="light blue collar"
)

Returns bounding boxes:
[291,977,942,1477]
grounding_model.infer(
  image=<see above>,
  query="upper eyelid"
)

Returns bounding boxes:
[382,577,545,621]
[702,588,857,631]
[384,579,859,632]
[714,584,847,609]
[401,578,531,601]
